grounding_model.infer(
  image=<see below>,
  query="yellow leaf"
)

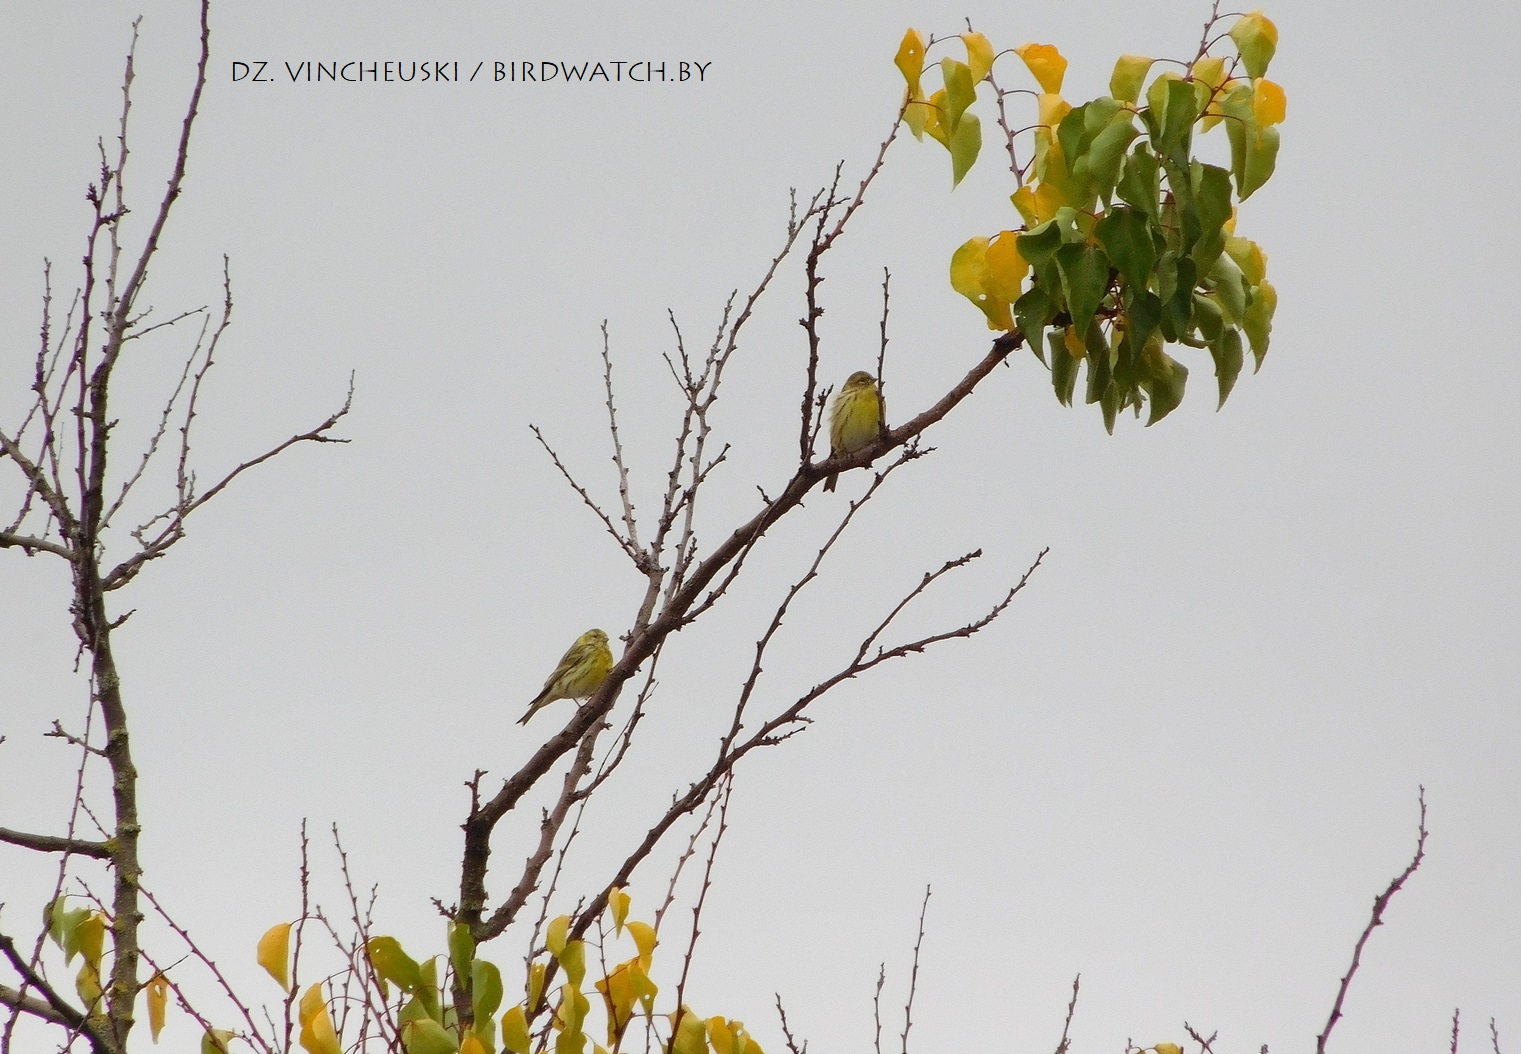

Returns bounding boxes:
[1154,1045,1183,1054]
[298,986,342,1054]
[626,921,657,970]
[559,940,586,987]
[608,888,631,935]
[984,233,1029,302]
[671,1009,708,1054]
[1014,43,1067,94]
[707,1017,735,1054]
[557,984,591,1035]
[75,963,103,1013]
[961,32,994,82]
[1225,235,1268,286]
[527,962,547,1010]
[949,237,990,301]
[1191,55,1227,94]
[1037,93,1071,133]
[1011,183,1065,227]
[1063,326,1087,360]
[1252,78,1286,126]
[894,29,927,95]
[630,961,658,1014]
[461,1035,489,1054]
[146,973,170,1041]
[501,1005,531,1054]
[299,983,325,1024]
[546,915,571,957]
[923,88,950,146]
[904,86,929,139]
[1109,54,1154,105]
[201,1029,236,1054]
[257,922,292,990]
[75,912,107,975]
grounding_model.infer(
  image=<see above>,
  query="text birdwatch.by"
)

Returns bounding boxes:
[824,371,885,492]
[518,629,614,725]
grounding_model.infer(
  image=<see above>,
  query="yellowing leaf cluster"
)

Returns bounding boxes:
[895,10,1284,428]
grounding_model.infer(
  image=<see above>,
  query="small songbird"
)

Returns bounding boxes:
[518,629,615,726]
[824,371,885,492]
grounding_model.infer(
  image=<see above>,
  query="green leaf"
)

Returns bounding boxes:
[47,901,92,964]
[1082,114,1140,205]
[1094,207,1156,291]
[1191,162,1234,271]
[1014,286,1053,364]
[949,110,982,187]
[368,937,424,994]
[1209,252,1247,323]
[1209,327,1245,408]
[1142,346,1188,425]
[1083,321,1113,405]
[941,58,976,134]
[448,923,475,988]
[1122,290,1163,367]
[1048,331,1078,406]
[472,961,504,1024]
[401,1017,460,1054]
[1193,292,1225,342]
[1240,125,1279,200]
[1160,256,1196,341]
[1100,382,1123,433]
[1017,220,1064,270]
[1147,77,1198,158]
[1117,144,1161,217]
[1243,280,1276,368]
[1229,12,1279,80]
[417,958,442,1021]
[201,1029,236,1054]
[1055,244,1110,333]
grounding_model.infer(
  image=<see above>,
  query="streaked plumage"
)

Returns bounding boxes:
[518,629,614,726]
[824,371,885,492]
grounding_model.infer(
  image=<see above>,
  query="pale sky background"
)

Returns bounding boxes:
[2,1,1518,1052]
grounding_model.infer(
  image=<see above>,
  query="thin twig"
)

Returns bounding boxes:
[1315,787,1429,1054]
[1052,974,1081,1054]
[900,886,930,1054]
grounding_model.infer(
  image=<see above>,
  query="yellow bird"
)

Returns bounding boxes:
[823,371,885,492]
[518,629,614,726]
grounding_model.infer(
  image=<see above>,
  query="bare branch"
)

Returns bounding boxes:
[529,424,639,564]
[104,376,353,591]
[900,885,930,1054]
[672,773,734,1014]
[0,931,98,1045]
[0,828,110,859]
[0,532,76,560]
[775,994,807,1054]
[1183,1023,1217,1053]
[1452,1009,1462,1054]
[1315,787,1429,1054]
[872,963,887,1054]
[599,321,643,555]
[1052,974,1081,1054]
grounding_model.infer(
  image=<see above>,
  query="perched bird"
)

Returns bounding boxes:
[518,629,614,726]
[823,371,885,492]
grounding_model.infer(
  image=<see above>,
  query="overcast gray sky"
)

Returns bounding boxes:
[3,1,1518,1051]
